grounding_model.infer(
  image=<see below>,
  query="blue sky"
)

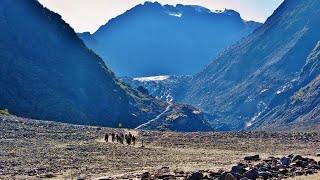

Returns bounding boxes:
[39,0,284,33]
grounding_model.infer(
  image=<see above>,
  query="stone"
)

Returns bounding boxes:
[225,173,236,180]
[203,175,210,179]
[280,156,290,166]
[218,172,229,180]
[305,169,314,175]
[96,178,111,180]
[279,169,288,175]
[295,160,306,168]
[209,171,221,178]
[259,171,271,179]
[295,170,304,176]
[244,155,260,161]
[292,155,303,162]
[270,165,279,171]
[308,164,320,170]
[243,170,259,180]
[231,165,245,174]
[141,172,151,180]
[187,172,203,180]
[259,167,270,172]
[316,153,320,157]
[45,173,55,178]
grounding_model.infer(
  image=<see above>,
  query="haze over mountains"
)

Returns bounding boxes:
[0,0,213,131]
[79,2,261,77]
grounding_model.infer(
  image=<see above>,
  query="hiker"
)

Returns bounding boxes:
[111,133,115,142]
[120,133,124,144]
[116,134,119,143]
[132,135,136,146]
[128,132,132,145]
[104,133,109,142]
[125,134,129,145]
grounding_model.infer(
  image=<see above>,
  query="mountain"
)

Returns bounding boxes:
[250,41,320,131]
[79,2,261,77]
[121,75,190,102]
[0,0,213,131]
[182,0,320,131]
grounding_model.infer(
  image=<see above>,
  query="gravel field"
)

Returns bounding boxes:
[0,115,319,179]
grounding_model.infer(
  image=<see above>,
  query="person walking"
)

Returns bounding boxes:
[116,134,119,143]
[125,134,129,145]
[132,135,136,146]
[120,133,124,144]
[111,133,115,142]
[104,133,109,142]
[128,132,132,145]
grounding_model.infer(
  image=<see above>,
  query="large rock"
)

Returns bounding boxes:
[280,156,290,166]
[243,169,259,180]
[187,172,203,180]
[244,155,260,161]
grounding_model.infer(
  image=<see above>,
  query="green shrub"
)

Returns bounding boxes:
[0,109,11,116]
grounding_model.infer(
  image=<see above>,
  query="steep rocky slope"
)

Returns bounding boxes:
[251,41,320,131]
[79,2,261,77]
[183,0,320,131]
[0,0,212,131]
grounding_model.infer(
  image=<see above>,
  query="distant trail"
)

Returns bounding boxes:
[135,103,173,130]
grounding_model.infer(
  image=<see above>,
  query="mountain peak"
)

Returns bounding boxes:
[81,2,261,77]
[142,1,162,7]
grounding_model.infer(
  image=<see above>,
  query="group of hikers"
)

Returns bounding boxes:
[104,132,136,146]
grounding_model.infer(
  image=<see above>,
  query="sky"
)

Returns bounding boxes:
[38,0,284,33]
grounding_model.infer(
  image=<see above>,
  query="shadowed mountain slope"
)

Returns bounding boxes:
[183,0,320,131]
[0,0,213,131]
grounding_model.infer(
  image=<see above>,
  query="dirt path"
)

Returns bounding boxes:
[135,102,173,129]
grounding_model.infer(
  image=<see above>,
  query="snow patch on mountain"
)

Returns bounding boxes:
[133,75,170,82]
[167,12,183,17]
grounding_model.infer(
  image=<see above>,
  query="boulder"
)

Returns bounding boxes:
[244,155,260,161]
[280,157,290,166]
[141,172,151,180]
[231,166,245,174]
[292,155,303,162]
[259,171,271,179]
[279,169,288,175]
[225,173,236,180]
[295,160,307,168]
[295,170,304,176]
[187,172,203,180]
[305,169,314,175]
[243,169,259,180]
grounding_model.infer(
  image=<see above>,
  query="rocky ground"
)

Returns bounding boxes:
[0,114,319,179]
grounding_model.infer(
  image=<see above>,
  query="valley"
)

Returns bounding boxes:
[1,115,319,179]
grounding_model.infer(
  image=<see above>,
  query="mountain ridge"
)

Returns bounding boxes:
[79,2,261,77]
